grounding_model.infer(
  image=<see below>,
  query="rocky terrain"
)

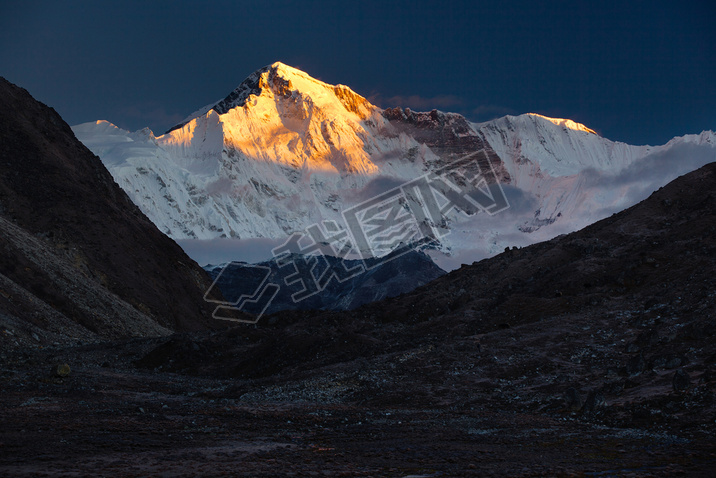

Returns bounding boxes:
[204,249,445,316]
[0,77,220,348]
[1,158,714,475]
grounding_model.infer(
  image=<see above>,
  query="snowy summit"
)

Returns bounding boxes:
[72,62,716,268]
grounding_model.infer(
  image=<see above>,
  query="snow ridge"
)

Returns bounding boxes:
[72,63,716,268]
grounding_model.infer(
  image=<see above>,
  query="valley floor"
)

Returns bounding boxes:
[2,164,716,477]
[1,322,714,477]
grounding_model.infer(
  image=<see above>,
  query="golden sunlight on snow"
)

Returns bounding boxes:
[157,62,380,176]
[529,113,597,135]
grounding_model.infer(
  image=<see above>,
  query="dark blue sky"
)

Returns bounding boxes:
[1,0,714,145]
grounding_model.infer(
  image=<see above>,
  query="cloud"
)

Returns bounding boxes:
[428,141,715,271]
[343,175,407,203]
[205,177,234,196]
[177,237,288,267]
[491,184,538,214]
[178,142,714,273]
[576,142,716,217]
[367,93,516,124]
[369,93,465,111]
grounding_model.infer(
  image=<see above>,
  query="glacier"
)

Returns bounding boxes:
[72,62,716,269]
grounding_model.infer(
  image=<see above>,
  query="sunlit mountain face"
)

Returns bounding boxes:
[73,62,716,270]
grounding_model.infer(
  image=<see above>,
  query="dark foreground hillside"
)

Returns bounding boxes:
[1,163,715,476]
[0,77,219,345]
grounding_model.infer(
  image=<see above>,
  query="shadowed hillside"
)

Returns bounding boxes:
[0,77,221,346]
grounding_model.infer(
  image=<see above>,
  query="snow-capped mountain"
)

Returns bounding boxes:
[72,62,716,269]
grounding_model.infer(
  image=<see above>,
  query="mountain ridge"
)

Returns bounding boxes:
[166,62,375,134]
[0,77,221,347]
[204,248,445,316]
[72,63,716,267]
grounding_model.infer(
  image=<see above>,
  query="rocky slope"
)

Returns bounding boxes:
[139,162,716,396]
[0,77,220,348]
[1,163,714,476]
[204,249,445,316]
[148,161,716,440]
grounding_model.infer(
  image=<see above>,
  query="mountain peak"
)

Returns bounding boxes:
[166,62,374,133]
[214,61,373,116]
[215,62,314,111]
[526,113,598,135]
[268,61,313,79]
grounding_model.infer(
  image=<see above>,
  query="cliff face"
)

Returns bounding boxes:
[0,77,219,345]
